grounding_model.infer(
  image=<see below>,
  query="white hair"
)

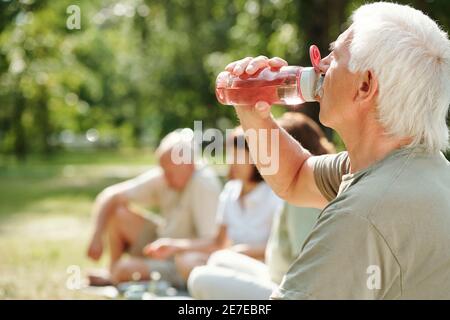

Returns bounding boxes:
[349,2,450,152]
[156,128,200,163]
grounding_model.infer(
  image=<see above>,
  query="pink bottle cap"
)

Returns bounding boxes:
[309,45,321,72]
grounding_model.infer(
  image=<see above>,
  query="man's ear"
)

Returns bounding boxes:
[356,69,378,104]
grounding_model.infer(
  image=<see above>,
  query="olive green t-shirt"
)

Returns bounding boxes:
[272,146,450,299]
[266,204,321,284]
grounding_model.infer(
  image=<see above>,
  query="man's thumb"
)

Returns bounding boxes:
[255,101,271,119]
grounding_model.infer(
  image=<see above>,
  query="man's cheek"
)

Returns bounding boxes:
[323,73,334,97]
[322,80,333,105]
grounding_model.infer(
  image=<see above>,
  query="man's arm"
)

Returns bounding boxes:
[87,169,163,260]
[235,105,328,209]
[86,184,129,260]
[143,225,230,259]
[226,55,328,208]
[90,185,128,238]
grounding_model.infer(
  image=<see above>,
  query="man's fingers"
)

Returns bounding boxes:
[255,101,270,112]
[232,57,253,75]
[225,61,237,72]
[226,56,287,76]
[245,55,268,74]
[143,244,154,256]
[268,57,288,68]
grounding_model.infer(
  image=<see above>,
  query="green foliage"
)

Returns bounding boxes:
[0,0,449,160]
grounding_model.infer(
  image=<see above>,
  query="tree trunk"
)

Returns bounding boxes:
[12,90,27,161]
[35,87,52,155]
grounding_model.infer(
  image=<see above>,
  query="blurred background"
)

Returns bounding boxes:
[0,0,449,299]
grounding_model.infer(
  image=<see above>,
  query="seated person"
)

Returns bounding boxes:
[187,112,335,299]
[221,3,450,299]
[143,127,284,281]
[86,129,222,287]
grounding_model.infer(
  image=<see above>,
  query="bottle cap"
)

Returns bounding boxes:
[309,45,321,72]
[299,67,317,102]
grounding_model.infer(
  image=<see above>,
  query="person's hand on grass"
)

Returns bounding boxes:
[143,238,179,260]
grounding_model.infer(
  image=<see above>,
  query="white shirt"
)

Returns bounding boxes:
[123,166,221,239]
[217,180,284,246]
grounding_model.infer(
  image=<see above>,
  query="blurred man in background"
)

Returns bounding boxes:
[86,129,221,287]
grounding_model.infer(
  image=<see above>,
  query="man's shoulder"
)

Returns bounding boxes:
[366,149,449,201]
[312,151,351,201]
[190,164,222,191]
[329,149,450,225]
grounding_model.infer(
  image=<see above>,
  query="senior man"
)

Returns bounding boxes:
[86,129,221,286]
[224,2,450,299]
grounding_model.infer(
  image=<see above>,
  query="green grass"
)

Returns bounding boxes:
[0,149,156,299]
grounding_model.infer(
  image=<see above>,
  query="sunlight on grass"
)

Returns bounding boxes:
[0,201,100,299]
[0,150,156,299]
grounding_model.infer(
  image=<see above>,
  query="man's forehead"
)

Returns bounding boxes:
[158,149,173,164]
[334,27,353,50]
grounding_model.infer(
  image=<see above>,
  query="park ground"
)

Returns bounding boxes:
[0,150,156,299]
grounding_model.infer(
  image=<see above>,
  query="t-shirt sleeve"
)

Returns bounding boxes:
[313,151,350,201]
[191,175,222,239]
[271,210,401,300]
[122,168,164,207]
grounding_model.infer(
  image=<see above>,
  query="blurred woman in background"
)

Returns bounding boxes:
[143,127,284,285]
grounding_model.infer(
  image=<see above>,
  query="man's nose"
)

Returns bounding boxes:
[318,54,331,74]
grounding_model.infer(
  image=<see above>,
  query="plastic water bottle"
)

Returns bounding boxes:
[215,45,324,106]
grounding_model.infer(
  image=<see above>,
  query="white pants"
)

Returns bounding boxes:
[188,250,278,300]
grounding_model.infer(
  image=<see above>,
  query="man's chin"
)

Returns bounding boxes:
[169,183,185,191]
[318,110,335,130]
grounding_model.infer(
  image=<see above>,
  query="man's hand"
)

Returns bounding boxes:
[87,233,103,261]
[143,238,180,260]
[225,56,288,119]
[222,56,327,209]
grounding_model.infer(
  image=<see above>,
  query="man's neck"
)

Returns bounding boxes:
[337,115,411,174]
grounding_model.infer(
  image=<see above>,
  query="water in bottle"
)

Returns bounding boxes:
[215,45,324,106]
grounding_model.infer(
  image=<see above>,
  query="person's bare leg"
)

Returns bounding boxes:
[108,205,148,268]
[174,252,209,282]
[107,213,127,270]
[110,257,151,284]
[88,205,148,286]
